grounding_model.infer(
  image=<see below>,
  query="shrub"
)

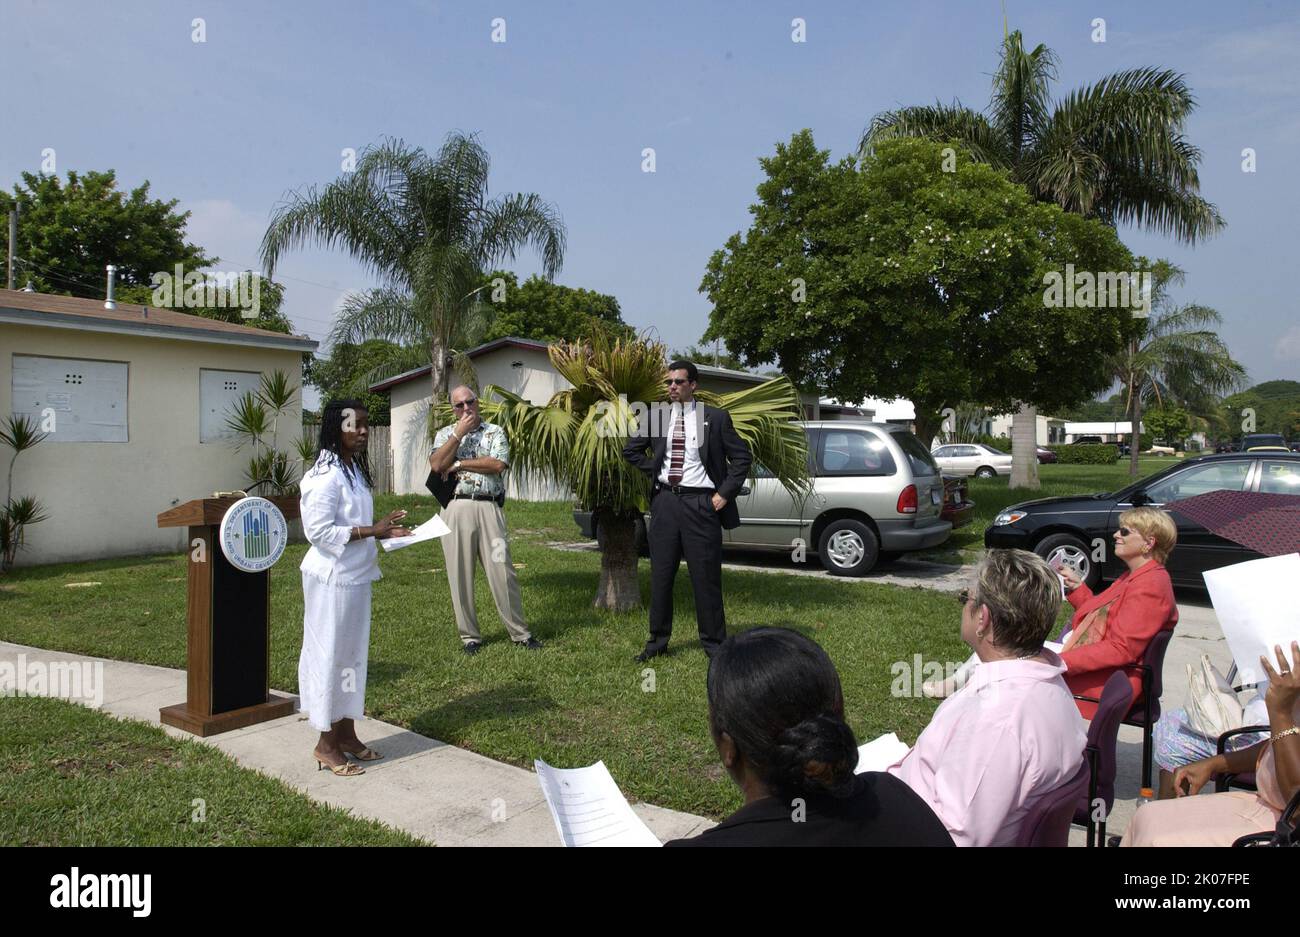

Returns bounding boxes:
[1046,443,1119,464]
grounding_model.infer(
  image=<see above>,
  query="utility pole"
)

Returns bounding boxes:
[6,209,15,290]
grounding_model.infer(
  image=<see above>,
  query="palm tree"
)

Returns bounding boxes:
[434,332,810,610]
[1111,261,1245,475]
[861,29,1223,488]
[261,134,566,404]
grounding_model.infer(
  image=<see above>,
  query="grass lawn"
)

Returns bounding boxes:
[917,456,1186,563]
[0,696,422,846]
[0,459,1142,823]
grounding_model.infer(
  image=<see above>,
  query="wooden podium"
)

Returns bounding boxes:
[157,496,299,736]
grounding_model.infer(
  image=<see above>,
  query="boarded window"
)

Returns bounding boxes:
[11,354,129,442]
[200,369,261,443]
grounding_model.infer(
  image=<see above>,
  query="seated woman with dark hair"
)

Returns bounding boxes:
[665,628,953,847]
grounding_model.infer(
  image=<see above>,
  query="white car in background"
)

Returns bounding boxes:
[930,443,1013,478]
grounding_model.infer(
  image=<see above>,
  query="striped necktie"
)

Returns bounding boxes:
[668,406,686,485]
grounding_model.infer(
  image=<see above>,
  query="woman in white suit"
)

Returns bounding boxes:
[299,399,409,776]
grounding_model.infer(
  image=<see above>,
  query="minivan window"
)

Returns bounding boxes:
[818,430,897,476]
[892,431,939,477]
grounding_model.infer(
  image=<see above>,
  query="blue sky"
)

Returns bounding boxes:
[4,0,1298,406]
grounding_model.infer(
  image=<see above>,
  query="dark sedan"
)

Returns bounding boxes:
[984,452,1300,589]
[1036,446,1058,464]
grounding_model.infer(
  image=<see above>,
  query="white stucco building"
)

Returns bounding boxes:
[1,288,316,566]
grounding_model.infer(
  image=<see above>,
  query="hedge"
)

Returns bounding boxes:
[1045,443,1120,464]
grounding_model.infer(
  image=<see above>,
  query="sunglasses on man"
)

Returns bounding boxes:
[453,398,478,410]
[664,378,691,386]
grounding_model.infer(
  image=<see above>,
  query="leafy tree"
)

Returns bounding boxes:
[303,339,402,425]
[671,343,749,371]
[1144,405,1191,446]
[1221,381,1300,439]
[115,275,294,335]
[478,270,629,343]
[262,134,566,411]
[1,170,213,295]
[861,29,1223,487]
[702,134,1140,448]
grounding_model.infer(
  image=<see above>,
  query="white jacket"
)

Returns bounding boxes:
[298,453,381,585]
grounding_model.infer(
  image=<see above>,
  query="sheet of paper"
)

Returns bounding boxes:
[1203,554,1300,685]
[379,513,451,552]
[1044,639,1065,654]
[855,732,911,774]
[534,759,661,847]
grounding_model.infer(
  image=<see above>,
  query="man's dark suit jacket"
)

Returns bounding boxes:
[621,403,752,530]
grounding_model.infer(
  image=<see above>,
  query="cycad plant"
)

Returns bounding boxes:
[1,415,49,571]
[861,28,1223,488]
[224,370,302,495]
[432,332,809,610]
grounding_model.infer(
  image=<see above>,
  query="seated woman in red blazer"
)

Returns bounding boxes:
[1058,506,1179,718]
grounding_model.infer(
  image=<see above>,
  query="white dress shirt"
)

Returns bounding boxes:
[298,453,381,585]
[657,401,712,488]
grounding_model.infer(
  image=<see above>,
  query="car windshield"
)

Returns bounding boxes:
[892,430,939,476]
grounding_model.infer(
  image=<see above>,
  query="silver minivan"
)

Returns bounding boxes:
[728,421,951,575]
[574,421,952,576]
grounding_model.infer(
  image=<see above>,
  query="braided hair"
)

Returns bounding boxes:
[314,398,374,490]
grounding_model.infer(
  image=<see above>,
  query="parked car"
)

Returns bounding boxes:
[941,475,975,528]
[1072,435,1105,445]
[1291,440,1300,453]
[930,442,1012,478]
[574,421,952,576]
[1241,433,1290,452]
[1036,446,1058,464]
[984,451,1300,590]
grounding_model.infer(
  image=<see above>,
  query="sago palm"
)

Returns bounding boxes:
[432,332,810,610]
[261,133,566,404]
[861,29,1223,488]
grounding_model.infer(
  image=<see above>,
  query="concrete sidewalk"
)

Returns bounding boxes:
[0,640,714,847]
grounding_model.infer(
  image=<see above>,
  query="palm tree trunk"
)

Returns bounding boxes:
[1128,339,1142,477]
[593,508,641,610]
[1010,403,1040,490]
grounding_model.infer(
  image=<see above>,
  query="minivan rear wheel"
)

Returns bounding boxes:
[817,520,879,577]
[1034,533,1101,590]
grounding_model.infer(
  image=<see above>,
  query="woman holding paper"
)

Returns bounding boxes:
[1057,507,1178,718]
[298,400,410,777]
[1121,641,1300,846]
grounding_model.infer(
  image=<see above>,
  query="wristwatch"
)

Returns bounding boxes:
[451,460,462,473]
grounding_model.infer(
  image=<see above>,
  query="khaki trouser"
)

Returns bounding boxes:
[439,498,530,644]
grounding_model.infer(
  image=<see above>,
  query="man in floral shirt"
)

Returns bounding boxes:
[429,385,540,655]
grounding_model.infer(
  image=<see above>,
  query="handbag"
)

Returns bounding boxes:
[1185,654,1243,739]
[1061,602,1111,652]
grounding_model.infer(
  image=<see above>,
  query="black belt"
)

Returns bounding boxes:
[453,492,503,503]
[656,484,714,495]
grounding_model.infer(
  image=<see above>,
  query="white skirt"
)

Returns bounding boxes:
[298,571,372,731]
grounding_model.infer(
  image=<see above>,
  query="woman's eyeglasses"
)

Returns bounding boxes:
[1117,526,1133,537]
[958,589,972,606]
[452,399,478,410]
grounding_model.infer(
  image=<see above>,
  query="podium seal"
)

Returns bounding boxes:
[218,496,289,572]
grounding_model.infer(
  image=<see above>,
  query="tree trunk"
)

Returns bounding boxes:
[593,508,642,611]
[1009,402,1040,490]
[1129,382,1143,477]
[913,408,940,451]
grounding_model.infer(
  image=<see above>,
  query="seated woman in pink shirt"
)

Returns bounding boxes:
[889,549,1087,846]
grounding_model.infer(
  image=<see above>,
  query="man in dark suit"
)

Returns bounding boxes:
[621,360,752,661]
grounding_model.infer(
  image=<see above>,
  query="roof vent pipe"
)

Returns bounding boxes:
[105,264,117,309]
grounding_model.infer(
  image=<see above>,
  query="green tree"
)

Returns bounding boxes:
[115,275,294,335]
[1,170,213,295]
[435,332,809,610]
[702,134,1139,448]
[1110,260,1245,472]
[261,134,566,410]
[303,338,403,425]
[1144,405,1191,447]
[1222,381,1300,439]
[478,270,629,343]
[861,29,1223,487]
